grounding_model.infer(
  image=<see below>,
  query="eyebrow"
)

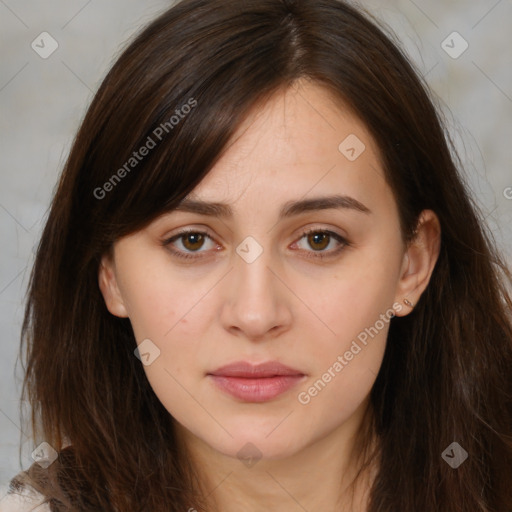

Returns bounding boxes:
[174,194,372,219]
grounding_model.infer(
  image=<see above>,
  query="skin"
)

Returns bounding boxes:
[98,77,441,511]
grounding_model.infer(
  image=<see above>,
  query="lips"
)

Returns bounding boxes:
[207,361,306,402]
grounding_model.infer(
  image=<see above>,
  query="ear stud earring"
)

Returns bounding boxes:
[403,298,414,308]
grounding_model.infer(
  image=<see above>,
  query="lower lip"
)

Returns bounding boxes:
[208,375,305,402]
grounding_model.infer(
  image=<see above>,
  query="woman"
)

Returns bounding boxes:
[3,0,511,510]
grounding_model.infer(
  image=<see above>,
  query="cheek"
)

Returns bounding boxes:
[118,264,218,419]
[291,246,400,418]
[300,248,400,352]
[294,293,391,439]
[128,299,210,430]
[118,255,210,343]
[115,264,206,393]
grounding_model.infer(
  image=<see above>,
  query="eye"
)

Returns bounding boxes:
[161,229,220,260]
[292,228,348,259]
[162,227,349,261]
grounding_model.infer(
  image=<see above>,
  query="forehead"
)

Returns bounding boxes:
[215,79,378,166]
[183,79,390,214]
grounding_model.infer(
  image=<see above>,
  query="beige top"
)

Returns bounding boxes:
[0,482,50,512]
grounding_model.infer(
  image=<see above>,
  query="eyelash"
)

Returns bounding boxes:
[161,227,349,261]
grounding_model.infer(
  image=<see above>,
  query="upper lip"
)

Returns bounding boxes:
[208,361,305,378]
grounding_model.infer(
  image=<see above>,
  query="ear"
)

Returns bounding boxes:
[393,210,441,317]
[98,251,129,318]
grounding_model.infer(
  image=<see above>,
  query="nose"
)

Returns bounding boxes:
[219,244,293,341]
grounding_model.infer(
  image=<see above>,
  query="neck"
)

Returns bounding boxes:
[175,400,380,512]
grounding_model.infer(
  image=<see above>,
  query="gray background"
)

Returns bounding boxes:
[1,0,511,498]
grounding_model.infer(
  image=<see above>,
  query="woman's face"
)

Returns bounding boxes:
[99,79,438,462]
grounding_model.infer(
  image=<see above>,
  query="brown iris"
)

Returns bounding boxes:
[307,232,330,251]
[182,233,206,251]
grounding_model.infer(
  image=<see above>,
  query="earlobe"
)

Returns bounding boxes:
[98,253,129,318]
[394,210,441,317]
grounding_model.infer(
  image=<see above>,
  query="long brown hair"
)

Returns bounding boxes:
[12,0,512,510]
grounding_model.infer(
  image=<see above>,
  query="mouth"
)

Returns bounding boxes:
[207,361,306,403]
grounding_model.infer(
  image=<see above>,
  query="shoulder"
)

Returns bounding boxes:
[0,474,51,512]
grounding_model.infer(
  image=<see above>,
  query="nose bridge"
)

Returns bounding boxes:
[235,239,274,298]
[221,236,290,338]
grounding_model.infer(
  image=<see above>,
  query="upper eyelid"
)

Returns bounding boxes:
[165,225,345,240]
[164,227,347,251]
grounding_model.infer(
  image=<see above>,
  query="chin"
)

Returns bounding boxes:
[218,438,301,463]
[206,420,306,462]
